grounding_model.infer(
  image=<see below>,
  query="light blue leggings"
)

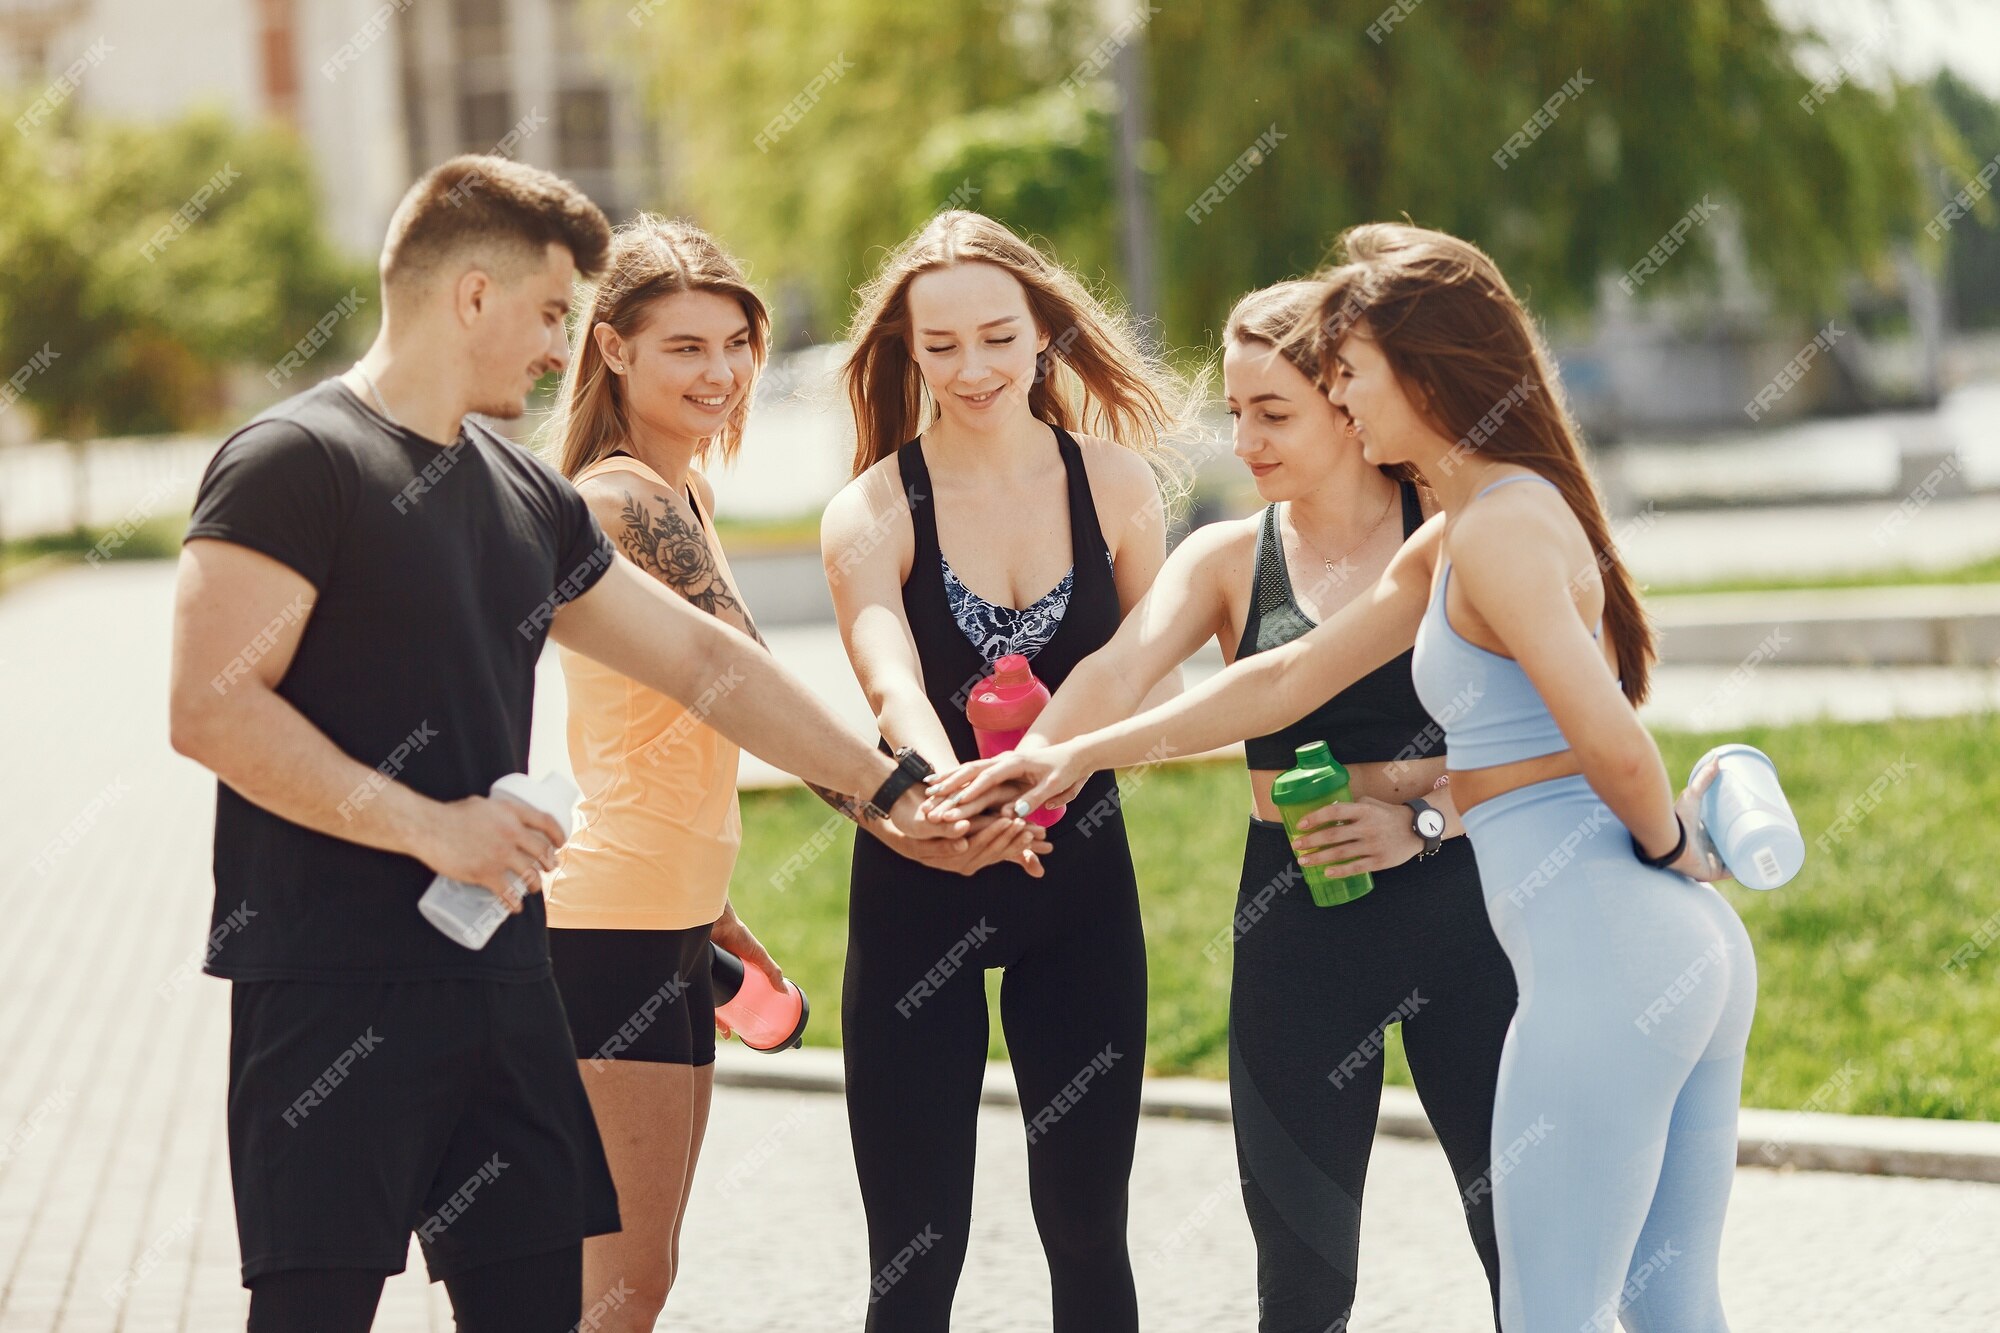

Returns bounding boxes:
[1461,775,1757,1333]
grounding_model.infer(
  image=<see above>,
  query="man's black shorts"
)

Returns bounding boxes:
[226,974,621,1286]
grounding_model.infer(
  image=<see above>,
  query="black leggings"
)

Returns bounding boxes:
[843,808,1148,1332]
[1229,820,1517,1333]
[246,1244,583,1332]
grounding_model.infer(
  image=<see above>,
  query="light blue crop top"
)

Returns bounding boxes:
[1410,474,1603,770]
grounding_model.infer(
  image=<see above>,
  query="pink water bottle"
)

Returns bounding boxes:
[710,944,809,1053]
[966,653,1066,828]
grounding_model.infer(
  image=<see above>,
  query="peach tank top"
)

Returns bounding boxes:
[546,454,743,929]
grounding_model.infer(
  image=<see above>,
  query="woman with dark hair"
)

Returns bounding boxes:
[1002,278,1514,1331]
[822,209,1189,1331]
[932,224,1751,1333]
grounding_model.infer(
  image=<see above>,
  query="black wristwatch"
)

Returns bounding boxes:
[1406,798,1445,860]
[861,746,934,822]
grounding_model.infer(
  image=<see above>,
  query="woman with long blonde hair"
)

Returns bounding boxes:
[821,209,1186,1330]
[932,224,1750,1332]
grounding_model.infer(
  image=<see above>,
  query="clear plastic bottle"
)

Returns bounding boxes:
[418,771,580,949]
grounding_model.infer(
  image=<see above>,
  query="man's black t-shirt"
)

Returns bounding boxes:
[184,377,616,982]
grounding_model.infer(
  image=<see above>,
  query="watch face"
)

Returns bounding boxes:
[1417,809,1446,838]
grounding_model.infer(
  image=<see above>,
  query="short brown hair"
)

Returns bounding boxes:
[381,155,612,296]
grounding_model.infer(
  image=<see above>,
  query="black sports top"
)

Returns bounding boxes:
[1237,475,1442,769]
[890,424,1121,834]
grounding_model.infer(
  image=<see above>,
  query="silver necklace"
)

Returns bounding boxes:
[351,363,401,429]
[1286,485,1398,577]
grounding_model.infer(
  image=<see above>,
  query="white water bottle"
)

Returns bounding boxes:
[1691,744,1804,891]
[418,771,579,949]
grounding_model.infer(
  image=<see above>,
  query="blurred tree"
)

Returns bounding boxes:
[608,0,1951,352]
[0,105,368,524]
[1928,71,2000,330]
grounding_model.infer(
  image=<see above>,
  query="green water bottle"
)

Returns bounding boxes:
[1270,741,1374,907]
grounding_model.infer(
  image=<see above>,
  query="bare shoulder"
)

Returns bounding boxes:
[688,467,717,515]
[1448,472,1574,560]
[1073,433,1165,556]
[821,451,914,562]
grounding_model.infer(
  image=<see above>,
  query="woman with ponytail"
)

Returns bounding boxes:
[823,209,1187,1331]
[932,223,1753,1332]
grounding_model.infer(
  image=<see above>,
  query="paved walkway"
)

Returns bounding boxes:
[2,563,1998,1330]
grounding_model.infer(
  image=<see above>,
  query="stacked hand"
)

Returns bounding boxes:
[922,741,1090,829]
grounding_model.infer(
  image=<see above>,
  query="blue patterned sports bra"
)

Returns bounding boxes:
[943,549,1117,664]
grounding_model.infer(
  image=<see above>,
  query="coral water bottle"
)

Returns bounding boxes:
[966,653,1066,829]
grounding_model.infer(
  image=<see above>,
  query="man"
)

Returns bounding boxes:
[168,155,969,1332]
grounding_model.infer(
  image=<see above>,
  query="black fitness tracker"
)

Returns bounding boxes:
[1632,814,1687,869]
[1406,797,1445,860]
[861,746,934,822]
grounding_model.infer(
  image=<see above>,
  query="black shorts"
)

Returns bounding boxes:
[226,975,621,1286]
[548,924,717,1067]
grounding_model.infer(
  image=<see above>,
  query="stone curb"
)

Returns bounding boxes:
[714,1045,2000,1184]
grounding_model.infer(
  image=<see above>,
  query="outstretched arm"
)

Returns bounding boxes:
[929,516,1444,817]
[1026,519,1235,750]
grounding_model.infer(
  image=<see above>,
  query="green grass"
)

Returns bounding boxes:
[729,713,2000,1121]
[0,513,188,585]
[1650,553,2000,597]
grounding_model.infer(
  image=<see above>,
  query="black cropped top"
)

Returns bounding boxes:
[1237,477,1443,770]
